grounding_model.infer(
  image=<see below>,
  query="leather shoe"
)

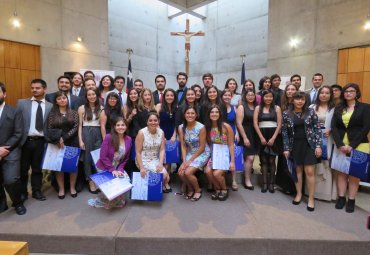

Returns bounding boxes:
[0,204,8,213]
[32,191,46,201]
[20,193,28,202]
[15,204,27,215]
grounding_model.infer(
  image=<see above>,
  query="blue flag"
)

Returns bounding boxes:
[241,61,246,85]
[126,58,133,93]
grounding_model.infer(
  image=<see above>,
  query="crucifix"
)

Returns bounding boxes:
[171,19,205,75]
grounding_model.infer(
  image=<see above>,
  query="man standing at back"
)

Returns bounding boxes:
[45,75,82,110]
[0,82,27,215]
[306,73,324,105]
[271,74,284,106]
[133,79,144,94]
[176,72,188,105]
[202,72,214,95]
[105,76,127,106]
[17,79,53,202]
[153,75,166,105]
[290,74,302,90]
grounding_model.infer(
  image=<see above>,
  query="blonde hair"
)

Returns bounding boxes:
[138,88,155,111]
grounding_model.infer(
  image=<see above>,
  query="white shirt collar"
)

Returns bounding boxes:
[31,97,46,103]
[0,102,5,118]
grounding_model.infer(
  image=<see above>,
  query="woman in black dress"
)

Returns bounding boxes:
[46,91,79,199]
[236,89,258,189]
[282,92,322,211]
[253,90,282,193]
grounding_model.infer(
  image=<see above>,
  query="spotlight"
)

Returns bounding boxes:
[76,36,83,42]
[289,38,299,48]
[11,11,21,28]
[365,14,370,30]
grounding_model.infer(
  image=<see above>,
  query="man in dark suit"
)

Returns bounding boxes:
[45,75,82,110]
[0,82,27,215]
[201,72,214,97]
[71,72,86,100]
[305,73,323,105]
[271,74,284,106]
[17,79,53,201]
[153,75,166,105]
[176,72,188,105]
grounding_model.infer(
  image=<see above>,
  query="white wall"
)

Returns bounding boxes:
[0,0,110,91]
[108,0,269,92]
[267,0,370,89]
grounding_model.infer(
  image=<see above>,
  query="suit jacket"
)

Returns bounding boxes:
[176,87,188,105]
[331,102,370,149]
[45,92,82,110]
[71,87,86,101]
[0,105,23,160]
[282,108,322,152]
[16,98,53,146]
[153,90,161,105]
[96,134,132,172]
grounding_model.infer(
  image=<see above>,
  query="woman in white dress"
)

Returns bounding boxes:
[135,111,170,191]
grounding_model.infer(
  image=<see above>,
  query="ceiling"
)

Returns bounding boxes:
[158,0,217,19]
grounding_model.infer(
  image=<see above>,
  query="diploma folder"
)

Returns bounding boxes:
[90,171,133,201]
[42,143,80,173]
[131,172,163,201]
[165,140,181,163]
[211,144,244,171]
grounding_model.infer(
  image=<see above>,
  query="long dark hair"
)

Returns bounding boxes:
[258,89,275,119]
[289,91,309,117]
[281,84,297,111]
[182,105,198,135]
[336,83,361,114]
[241,88,257,106]
[125,88,139,119]
[111,117,127,152]
[99,75,114,92]
[191,84,202,104]
[203,85,221,106]
[184,88,198,107]
[224,78,239,95]
[160,88,178,114]
[314,85,334,111]
[84,88,101,121]
[242,79,256,94]
[205,104,224,145]
[50,91,75,123]
[258,76,271,90]
[104,92,123,125]
[52,91,70,112]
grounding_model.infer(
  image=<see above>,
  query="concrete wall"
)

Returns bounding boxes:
[109,0,268,91]
[0,0,109,91]
[267,0,370,89]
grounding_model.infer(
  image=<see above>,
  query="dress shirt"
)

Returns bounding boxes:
[0,102,5,119]
[28,97,46,136]
[72,87,81,96]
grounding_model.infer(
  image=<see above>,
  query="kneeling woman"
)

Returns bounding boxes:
[89,117,132,209]
[178,106,211,201]
[282,92,322,212]
[205,105,235,201]
[135,111,170,191]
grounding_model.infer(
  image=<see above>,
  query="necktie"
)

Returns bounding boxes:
[74,88,78,96]
[160,92,163,103]
[312,90,317,103]
[178,90,183,102]
[118,92,123,105]
[35,101,43,132]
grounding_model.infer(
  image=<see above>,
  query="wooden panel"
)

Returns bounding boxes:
[4,68,21,106]
[364,47,370,71]
[4,41,20,69]
[35,46,41,71]
[0,68,5,83]
[21,70,36,99]
[336,74,347,86]
[0,40,4,67]
[20,44,36,70]
[337,49,348,73]
[346,72,363,86]
[0,241,29,255]
[362,72,370,104]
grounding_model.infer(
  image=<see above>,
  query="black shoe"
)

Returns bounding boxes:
[20,193,28,202]
[292,199,302,205]
[15,204,27,215]
[268,184,275,193]
[211,191,220,200]
[71,193,78,198]
[345,199,355,213]
[243,183,254,190]
[307,206,315,212]
[32,191,46,201]
[58,194,65,199]
[335,196,346,209]
[218,190,229,201]
[261,184,267,193]
[0,203,8,213]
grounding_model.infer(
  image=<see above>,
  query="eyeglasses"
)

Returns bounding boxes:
[344,90,356,94]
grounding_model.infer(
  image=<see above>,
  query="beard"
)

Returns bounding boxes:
[0,97,4,106]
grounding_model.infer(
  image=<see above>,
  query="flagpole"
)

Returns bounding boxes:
[126,48,133,93]
[240,54,246,63]
[240,54,246,86]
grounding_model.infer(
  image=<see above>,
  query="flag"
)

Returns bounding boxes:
[241,60,246,85]
[126,58,133,93]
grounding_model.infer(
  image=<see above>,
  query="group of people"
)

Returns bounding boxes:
[0,70,368,214]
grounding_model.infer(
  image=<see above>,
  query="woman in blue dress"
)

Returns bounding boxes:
[155,88,178,187]
[178,105,211,201]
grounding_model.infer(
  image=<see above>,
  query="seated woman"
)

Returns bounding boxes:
[204,105,235,201]
[88,117,132,209]
[135,111,170,192]
[178,106,211,201]
[45,91,79,199]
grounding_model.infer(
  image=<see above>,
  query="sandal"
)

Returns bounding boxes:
[218,190,229,201]
[185,192,194,200]
[191,192,202,202]
[211,191,220,200]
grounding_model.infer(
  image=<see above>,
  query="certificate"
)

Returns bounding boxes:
[165,140,181,163]
[321,128,328,160]
[212,144,230,170]
[131,172,163,201]
[90,148,101,168]
[234,145,244,172]
[42,143,80,173]
[90,171,133,201]
[286,157,297,183]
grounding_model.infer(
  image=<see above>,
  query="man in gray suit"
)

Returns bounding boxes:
[17,79,52,201]
[0,82,27,215]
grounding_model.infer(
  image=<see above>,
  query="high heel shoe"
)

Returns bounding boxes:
[307,205,315,212]
[58,194,65,199]
[71,193,78,198]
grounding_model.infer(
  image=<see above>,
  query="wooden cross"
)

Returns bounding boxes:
[171,19,205,75]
